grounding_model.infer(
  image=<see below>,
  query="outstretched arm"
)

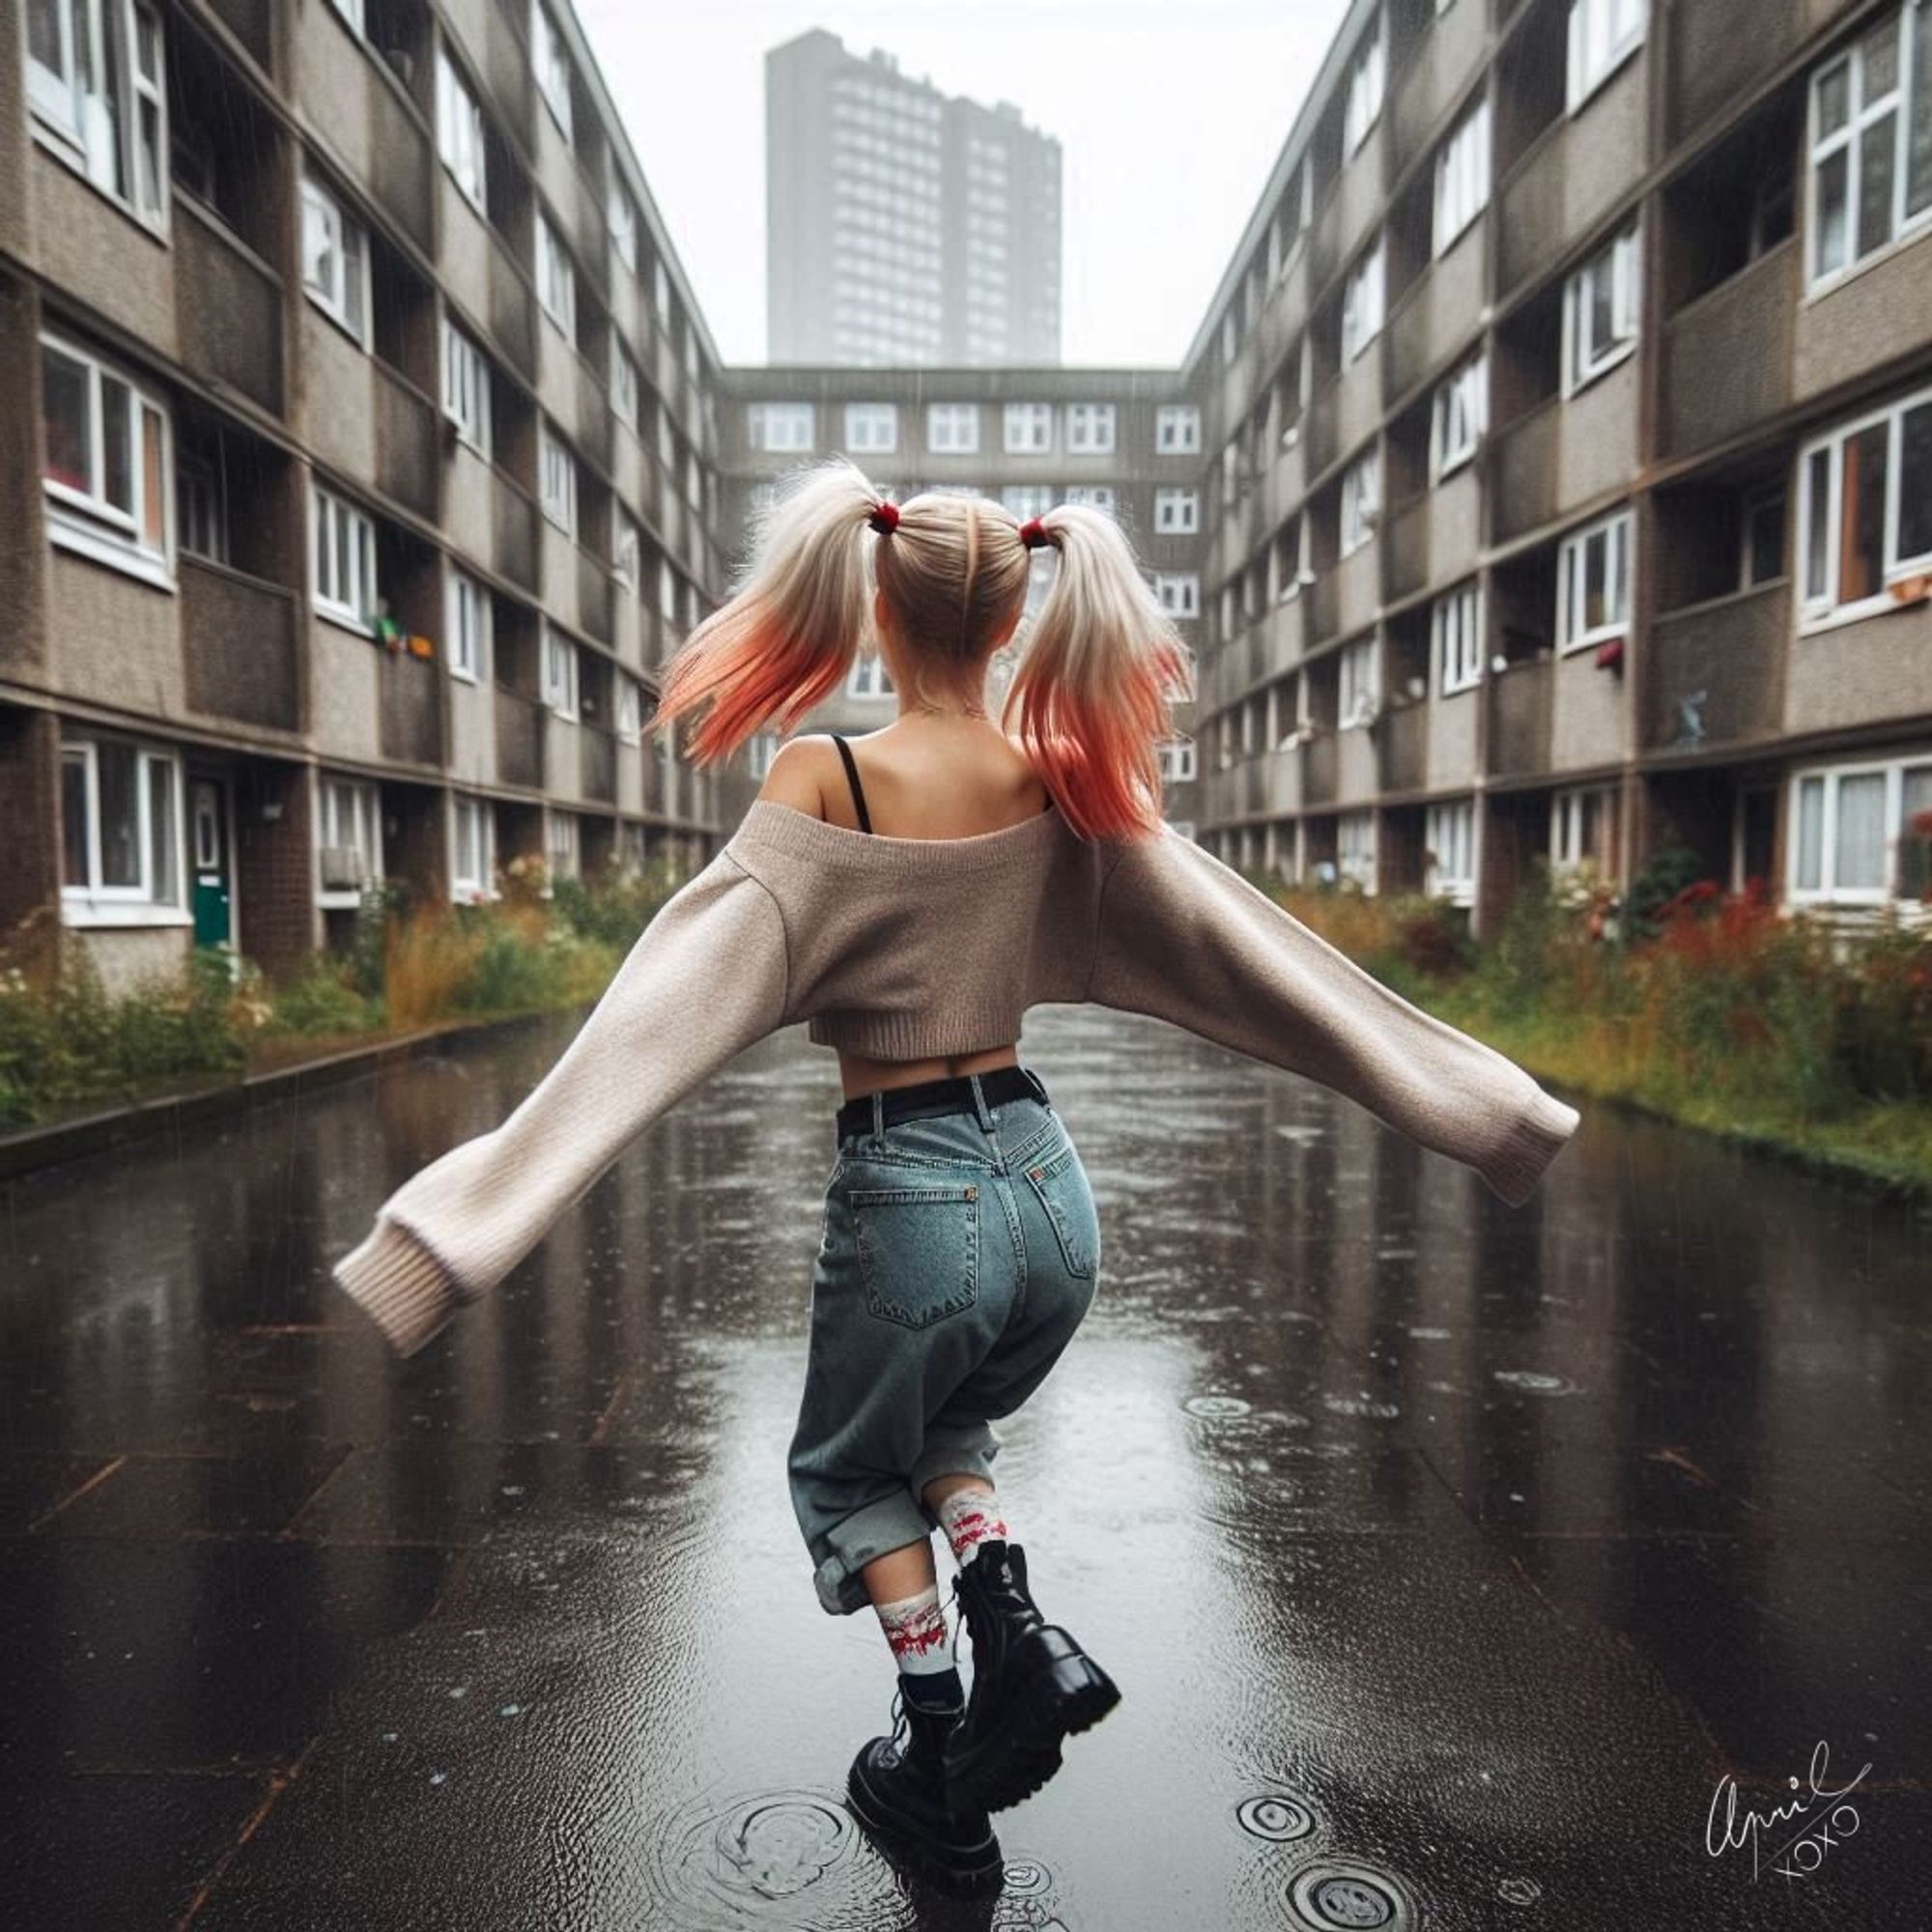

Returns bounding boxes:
[332,849,790,1354]
[1085,826,1578,1203]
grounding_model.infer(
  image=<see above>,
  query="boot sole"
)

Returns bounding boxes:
[945,1630,1122,1815]
[845,1760,1006,1899]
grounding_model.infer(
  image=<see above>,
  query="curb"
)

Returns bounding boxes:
[0,1002,594,1183]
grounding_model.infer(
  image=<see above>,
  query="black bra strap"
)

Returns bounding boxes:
[830,733,871,833]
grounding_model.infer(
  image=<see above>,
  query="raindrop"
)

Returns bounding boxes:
[1498,1875,1542,1906]
[1236,1793,1316,1841]
[1492,1371,1579,1396]
[1185,1394,1253,1419]
[1002,1857,1054,1895]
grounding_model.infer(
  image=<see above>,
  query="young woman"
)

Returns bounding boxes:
[333,458,1580,1901]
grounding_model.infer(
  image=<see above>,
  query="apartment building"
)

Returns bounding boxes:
[718,366,1206,828]
[1185,0,1932,932]
[1,0,725,994]
[766,30,1063,366]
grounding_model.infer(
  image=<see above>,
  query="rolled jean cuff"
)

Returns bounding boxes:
[908,1424,1002,1521]
[811,1490,938,1617]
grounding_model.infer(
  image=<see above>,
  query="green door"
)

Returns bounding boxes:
[190,778,232,950]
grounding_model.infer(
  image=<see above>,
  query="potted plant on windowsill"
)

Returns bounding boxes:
[1594,635,1626,672]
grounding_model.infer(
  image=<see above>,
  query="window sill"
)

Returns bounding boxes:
[302,285,371,354]
[1563,337,1638,401]
[315,605,376,640]
[1796,590,1932,638]
[1558,631,1623,657]
[61,898,192,930]
[47,516,176,592]
[29,119,170,245]
[1566,35,1645,119]
[1804,214,1932,306]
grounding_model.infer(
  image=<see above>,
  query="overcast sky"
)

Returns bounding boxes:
[574,0,1354,369]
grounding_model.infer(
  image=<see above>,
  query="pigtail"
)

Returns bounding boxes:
[1002,506,1195,843]
[651,457,883,766]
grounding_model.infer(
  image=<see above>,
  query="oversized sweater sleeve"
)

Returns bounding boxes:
[330,849,789,1355]
[1085,826,1579,1205]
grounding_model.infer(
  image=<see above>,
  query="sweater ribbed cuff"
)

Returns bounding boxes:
[1481,1088,1582,1207]
[331,1216,468,1358]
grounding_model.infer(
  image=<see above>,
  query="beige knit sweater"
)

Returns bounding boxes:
[333,800,1580,1354]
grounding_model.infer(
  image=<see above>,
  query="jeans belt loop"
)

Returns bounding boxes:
[967,1071,997,1134]
[870,1090,885,1141]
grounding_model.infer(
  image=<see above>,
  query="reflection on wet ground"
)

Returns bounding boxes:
[1,1007,1928,1928]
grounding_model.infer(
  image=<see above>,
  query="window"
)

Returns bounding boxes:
[451,794,494,902]
[1564,219,1640,392]
[1799,381,1932,622]
[1154,573,1200,617]
[1158,739,1199,783]
[1156,406,1202,454]
[1341,238,1386,361]
[1155,488,1200,534]
[1434,581,1485,695]
[748,402,814,452]
[1551,782,1620,875]
[311,480,378,630]
[440,318,491,456]
[40,331,171,582]
[613,509,641,591]
[538,418,576,534]
[1340,636,1379,726]
[435,47,486,210]
[1425,799,1476,904]
[1005,402,1054,453]
[1568,0,1648,111]
[1222,311,1239,365]
[546,809,580,883]
[1063,485,1117,513]
[1343,14,1386,156]
[844,403,896,453]
[445,567,490,683]
[747,729,780,780]
[543,624,579,718]
[658,556,678,624]
[610,185,637,270]
[535,212,576,335]
[1275,517,1309,601]
[59,734,183,917]
[531,1,573,139]
[616,675,642,741]
[316,775,381,895]
[848,652,895,698]
[1556,508,1633,651]
[26,0,167,234]
[1341,446,1381,554]
[1790,752,1932,903]
[177,451,227,563]
[300,173,369,345]
[927,403,980,453]
[611,341,639,429]
[1432,353,1488,480]
[1435,99,1491,255]
[1743,488,1788,588]
[1338,810,1377,890]
[652,256,670,321]
[1066,403,1117,454]
[1808,4,1932,288]
[327,0,363,32]
[1003,485,1054,519]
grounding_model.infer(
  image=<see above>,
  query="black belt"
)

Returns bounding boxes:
[836,1064,1050,1141]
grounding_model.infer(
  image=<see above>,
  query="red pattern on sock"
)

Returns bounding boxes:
[876,1591,950,1663]
[938,1492,1009,1563]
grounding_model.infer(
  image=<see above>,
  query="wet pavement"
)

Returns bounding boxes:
[2,1006,1928,1930]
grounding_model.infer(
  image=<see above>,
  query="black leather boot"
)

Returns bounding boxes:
[944,1539,1121,1814]
[845,1685,1004,1898]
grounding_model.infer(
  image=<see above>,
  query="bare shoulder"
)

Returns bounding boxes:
[755,734,834,816]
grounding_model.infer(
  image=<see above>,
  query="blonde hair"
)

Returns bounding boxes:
[650,456,1193,841]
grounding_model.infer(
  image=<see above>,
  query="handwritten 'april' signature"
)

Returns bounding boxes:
[1707,1739,1872,1882]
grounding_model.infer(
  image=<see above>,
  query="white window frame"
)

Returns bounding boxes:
[1063,485,1118,513]
[1567,0,1649,113]
[1337,809,1377,890]
[847,651,895,698]
[531,0,573,140]
[26,0,168,236]
[316,773,383,904]
[613,507,641,592]
[611,339,640,429]
[927,403,980,454]
[1556,507,1634,651]
[844,402,897,454]
[1425,798,1476,905]
[450,793,496,903]
[1434,581,1485,696]
[1432,352,1488,481]
[1154,487,1200,534]
[1788,751,1932,905]
[542,623,580,720]
[445,565,490,684]
[440,316,492,457]
[59,733,186,922]
[610,184,638,270]
[1158,738,1199,783]
[1343,13,1386,156]
[39,328,174,585]
[310,479,379,633]
[1156,406,1202,454]
[1341,445,1382,554]
[1004,402,1054,453]
[616,675,642,742]
[1434,98,1491,256]
[435,46,487,212]
[300,172,370,347]
[1797,379,1932,628]
[1154,572,1200,618]
[538,417,576,535]
[1550,781,1620,876]
[535,211,576,337]
[1003,485,1055,519]
[1341,238,1386,362]
[177,450,227,563]
[749,401,814,452]
[1065,403,1117,455]
[1339,636,1380,727]
[1563,219,1641,394]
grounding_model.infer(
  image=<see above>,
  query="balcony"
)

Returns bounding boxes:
[1486,657,1553,778]
[581,725,617,803]
[1391,0,1488,174]
[577,355,612,472]
[374,364,439,521]
[175,196,283,417]
[1303,728,1338,807]
[1668,0,1851,147]
[492,470,539,591]
[206,0,273,72]
[494,688,546,788]
[1492,359,1638,543]
[490,232,537,382]
[378,648,441,766]
[578,548,612,643]
[180,557,300,732]
[1662,242,1798,459]
[367,70,434,254]
[1644,581,1790,754]
[1385,217,1486,402]
[1377,700,1429,792]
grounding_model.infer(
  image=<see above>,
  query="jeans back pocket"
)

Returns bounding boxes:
[1021,1139,1099,1281]
[848,1180,980,1328]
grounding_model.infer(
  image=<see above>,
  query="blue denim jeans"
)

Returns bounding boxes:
[788,1068,1101,1616]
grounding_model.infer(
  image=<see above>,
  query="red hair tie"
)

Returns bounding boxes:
[1018,516,1051,549]
[868,499,900,535]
